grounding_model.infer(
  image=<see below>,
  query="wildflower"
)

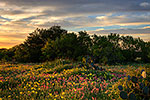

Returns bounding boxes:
[20,92,23,94]
[81,93,85,99]
[55,95,58,97]
[100,84,102,88]
[49,93,52,96]
[141,69,145,74]
[96,88,99,92]
[0,98,2,100]
[62,92,65,95]
[92,97,94,100]
[32,90,35,93]
[142,71,146,78]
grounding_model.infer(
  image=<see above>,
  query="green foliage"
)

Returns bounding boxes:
[120,91,128,99]
[107,66,150,100]
[0,47,16,63]
[14,26,67,62]
[42,39,57,60]
[117,68,150,100]
[0,26,150,64]
[42,31,91,61]
[129,93,136,100]
[131,76,138,83]
[118,85,123,90]
[0,60,149,99]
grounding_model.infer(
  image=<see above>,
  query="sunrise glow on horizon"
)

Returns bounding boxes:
[0,0,150,48]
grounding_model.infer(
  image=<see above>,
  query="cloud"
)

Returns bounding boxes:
[140,2,150,7]
[1,0,150,14]
[0,18,7,24]
[143,26,150,29]
[90,28,150,34]
[0,20,35,33]
[88,28,150,41]
[0,42,18,48]
[0,0,150,48]
[36,20,80,28]
[0,33,27,39]
[96,14,150,26]
[0,34,26,48]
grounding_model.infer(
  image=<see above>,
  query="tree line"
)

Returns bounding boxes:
[0,26,150,64]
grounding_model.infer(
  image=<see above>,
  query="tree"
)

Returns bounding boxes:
[77,31,92,55]
[120,36,145,63]
[140,41,150,63]
[42,33,83,60]
[14,26,67,62]
[42,39,58,61]
[1,25,149,64]
[0,48,7,61]
[91,34,124,64]
[14,44,30,62]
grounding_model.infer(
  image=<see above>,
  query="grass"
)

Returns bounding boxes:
[0,60,149,100]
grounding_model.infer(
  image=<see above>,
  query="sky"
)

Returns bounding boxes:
[0,0,150,48]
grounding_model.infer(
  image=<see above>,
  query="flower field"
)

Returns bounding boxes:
[0,60,150,100]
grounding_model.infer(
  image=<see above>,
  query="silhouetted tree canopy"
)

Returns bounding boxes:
[0,26,150,64]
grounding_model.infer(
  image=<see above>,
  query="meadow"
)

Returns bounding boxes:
[0,59,150,100]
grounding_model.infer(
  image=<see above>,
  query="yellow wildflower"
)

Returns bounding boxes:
[142,71,146,78]
[49,93,52,96]
[55,95,58,97]
[62,92,65,95]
